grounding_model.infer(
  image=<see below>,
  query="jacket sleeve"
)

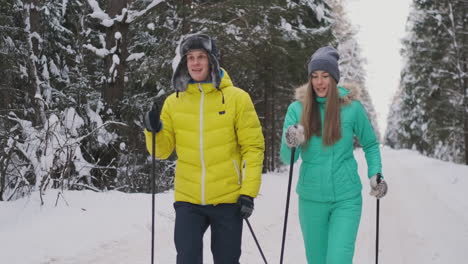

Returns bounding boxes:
[235,91,265,198]
[353,101,382,178]
[144,98,175,159]
[280,102,302,164]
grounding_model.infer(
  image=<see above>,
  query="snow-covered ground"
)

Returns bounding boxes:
[1,147,467,264]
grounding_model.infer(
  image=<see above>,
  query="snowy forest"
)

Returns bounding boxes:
[385,0,468,165]
[0,0,466,202]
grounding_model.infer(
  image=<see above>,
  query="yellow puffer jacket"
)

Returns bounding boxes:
[144,69,265,205]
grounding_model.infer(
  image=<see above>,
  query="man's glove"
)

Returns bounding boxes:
[237,195,254,219]
[143,103,162,132]
[285,124,305,148]
[370,174,388,199]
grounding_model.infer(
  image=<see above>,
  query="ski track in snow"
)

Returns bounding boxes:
[3,148,468,264]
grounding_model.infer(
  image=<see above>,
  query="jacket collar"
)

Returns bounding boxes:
[316,86,350,104]
[185,68,233,94]
[294,82,360,105]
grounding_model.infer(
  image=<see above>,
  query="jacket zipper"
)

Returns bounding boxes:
[198,83,206,205]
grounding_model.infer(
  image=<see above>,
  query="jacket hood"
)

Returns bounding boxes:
[218,68,233,90]
[294,81,360,105]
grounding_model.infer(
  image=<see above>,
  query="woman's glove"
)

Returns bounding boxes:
[370,174,388,199]
[285,124,305,148]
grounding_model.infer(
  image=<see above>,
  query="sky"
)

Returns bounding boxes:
[345,0,412,137]
[1,147,468,264]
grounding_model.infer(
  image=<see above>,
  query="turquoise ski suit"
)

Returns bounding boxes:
[280,85,382,264]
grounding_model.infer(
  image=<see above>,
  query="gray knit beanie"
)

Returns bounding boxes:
[307,46,340,83]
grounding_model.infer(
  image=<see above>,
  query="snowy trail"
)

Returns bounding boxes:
[44,169,307,264]
[2,148,468,264]
[357,148,468,264]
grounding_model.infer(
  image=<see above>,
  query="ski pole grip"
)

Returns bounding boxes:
[152,102,160,114]
[376,173,382,184]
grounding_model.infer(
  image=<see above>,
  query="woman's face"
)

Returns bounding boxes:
[186,50,210,82]
[310,70,331,97]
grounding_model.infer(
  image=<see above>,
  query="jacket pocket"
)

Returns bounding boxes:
[242,160,246,182]
[343,159,359,184]
[299,163,321,189]
[233,160,241,185]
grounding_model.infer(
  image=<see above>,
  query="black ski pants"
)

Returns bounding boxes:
[174,201,243,264]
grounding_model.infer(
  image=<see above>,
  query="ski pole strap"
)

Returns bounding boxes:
[376,172,382,184]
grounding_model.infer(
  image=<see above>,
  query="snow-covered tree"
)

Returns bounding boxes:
[385,0,467,164]
[174,0,335,171]
[0,0,344,200]
[0,0,174,201]
[328,0,381,141]
[124,0,336,171]
[82,0,175,194]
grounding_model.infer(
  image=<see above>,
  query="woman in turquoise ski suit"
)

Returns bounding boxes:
[280,46,388,264]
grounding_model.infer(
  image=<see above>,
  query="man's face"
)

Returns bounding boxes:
[186,50,210,82]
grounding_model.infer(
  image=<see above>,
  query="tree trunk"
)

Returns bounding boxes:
[453,0,468,164]
[464,106,468,165]
[0,66,11,110]
[27,0,46,127]
[103,0,131,105]
[271,78,277,171]
[0,154,4,201]
[181,0,192,34]
[262,45,275,172]
[263,76,271,171]
[463,6,468,165]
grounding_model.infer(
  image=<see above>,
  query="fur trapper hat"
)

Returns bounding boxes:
[172,34,221,92]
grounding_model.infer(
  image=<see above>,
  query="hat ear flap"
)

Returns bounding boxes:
[172,56,190,92]
[209,55,221,89]
[210,39,219,59]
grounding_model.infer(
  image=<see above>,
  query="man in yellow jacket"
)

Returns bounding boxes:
[143,34,265,264]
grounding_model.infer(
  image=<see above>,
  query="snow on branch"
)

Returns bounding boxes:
[126,52,145,62]
[87,0,165,27]
[5,108,129,199]
[109,54,120,76]
[87,0,113,27]
[30,32,44,43]
[127,0,165,23]
[83,44,110,58]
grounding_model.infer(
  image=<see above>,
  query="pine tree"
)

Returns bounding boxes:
[0,0,173,200]
[153,0,335,171]
[0,0,341,200]
[386,0,467,164]
[0,0,31,200]
[328,0,381,141]
[80,0,174,193]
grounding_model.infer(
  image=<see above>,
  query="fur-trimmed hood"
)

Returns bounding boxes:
[294,81,360,105]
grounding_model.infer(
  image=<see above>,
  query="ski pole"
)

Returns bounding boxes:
[245,218,268,264]
[375,173,382,264]
[151,129,156,264]
[280,147,296,264]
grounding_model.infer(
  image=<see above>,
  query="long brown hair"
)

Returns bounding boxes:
[300,78,342,146]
